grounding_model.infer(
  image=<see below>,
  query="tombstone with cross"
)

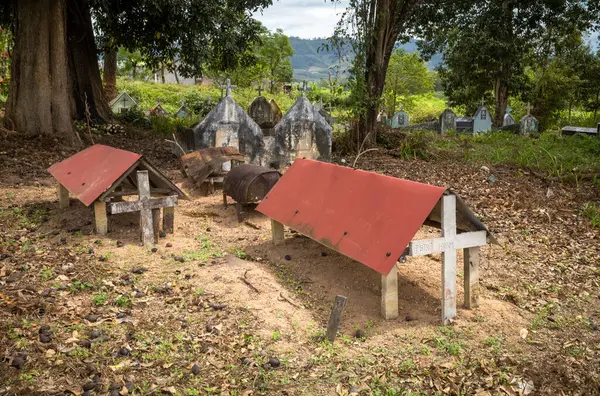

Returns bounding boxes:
[439,103,457,135]
[175,99,192,120]
[503,105,515,127]
[248,85,280,137]
[109,91,138,114]
[298,81,311,97]
[221,79,237,97]
[150,98,167,117]
[473,100,492,134]
[391,105,409,129]
[519,103,539,136]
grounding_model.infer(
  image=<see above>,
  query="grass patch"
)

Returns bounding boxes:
[582,202,600,227]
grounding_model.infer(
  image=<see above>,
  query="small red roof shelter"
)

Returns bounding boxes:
[257,159,494,323]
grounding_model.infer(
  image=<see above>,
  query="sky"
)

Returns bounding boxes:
[253,0,349,39]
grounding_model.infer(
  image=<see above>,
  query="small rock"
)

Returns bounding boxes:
[159,231,166,238]
[268,356,280,368]
[89,329,102,339]
[60,237,67,244]
[205,324,213,333]
[151,247,158,253]
[125,382,135,392]
[405,313,415,322]
[118,347,130,356]
[284,255,291,261]
[321,252,328,257]
[82,391,91,396]
[131,266,147,274]
[52,230,60,236]
[175,256,184,263]
[39,325,51,333]
[109,383,121,391]
[41,289,52,297]
[354,329,366,339]
[116,241,124,248]
[77,340,92,349]
[98,256,106,262]
[546,187,555,199]
[349,386,359,395]
[11,356,25,369]
[191,364,200,375]
[94,240,101,245]
[166,243,173,248]
[83,382,96,391]
[184,274,191,280]
[88,248,95,255]
[480,165,490,172]
[206,227,212,232]
[135,291,145,298]
[240,357,251,366]
[85,314,100,323]
[116,312,126,319]
[39,332,52,343]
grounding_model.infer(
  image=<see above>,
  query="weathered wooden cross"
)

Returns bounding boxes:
[221,79,237,97]
[526,102,532,115]
[299,81,310,96]
[107,170,178,247]
[257,86,263,96]
[393,193,486,324]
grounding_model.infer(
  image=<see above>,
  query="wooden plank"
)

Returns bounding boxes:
[222,191,228,207]
[441,194,457,324]
[98,159,141,201]
[108,195,177,214]
[94,201,108,235]
[464,246,480,308]
[152,208,161,243]
[408,231,486,256]
[106,187,173,198]
[137,171,154,248]
[271,220,285,245]
[163,206,174,234]
[381,264,399,320]
[146,196,178,210]
[109,200,142,214]
[325,295,348,343]
[58,184,69,209]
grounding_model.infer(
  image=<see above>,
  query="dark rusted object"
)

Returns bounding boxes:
[223,164,280,222]
[181,147,246,189]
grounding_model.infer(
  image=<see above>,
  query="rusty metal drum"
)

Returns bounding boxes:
[223,164,280,221]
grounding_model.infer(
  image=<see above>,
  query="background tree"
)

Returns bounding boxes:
[415,0,597,126]
[382,48,434,115]
[0,0,271,142]
[116,48,150,81]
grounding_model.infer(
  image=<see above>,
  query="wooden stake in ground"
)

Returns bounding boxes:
[381,264,399,320]
[271,220,285,245]
[109,170,178,247]
[325,295,347,343]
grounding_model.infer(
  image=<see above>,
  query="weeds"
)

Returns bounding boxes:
[582,202,600,227]
[69,280,93,293]
[92,292,108,306]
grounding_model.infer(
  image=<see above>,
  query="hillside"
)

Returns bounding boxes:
[289,37,443,81]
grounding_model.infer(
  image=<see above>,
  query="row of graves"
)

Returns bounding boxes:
[47,78,497,328]
[379,101,540,136]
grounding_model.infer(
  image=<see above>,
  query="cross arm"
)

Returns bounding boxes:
[109,195,178,215]
[408,230,486,257]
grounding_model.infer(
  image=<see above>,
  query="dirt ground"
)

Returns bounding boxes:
[0,131,599,395]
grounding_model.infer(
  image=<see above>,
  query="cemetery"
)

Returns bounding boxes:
[1,1,600,394]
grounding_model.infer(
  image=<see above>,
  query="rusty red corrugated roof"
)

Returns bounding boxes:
[256,159,446,275]
[48,144,141,206]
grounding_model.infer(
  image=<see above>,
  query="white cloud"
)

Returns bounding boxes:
[254,0,349,38]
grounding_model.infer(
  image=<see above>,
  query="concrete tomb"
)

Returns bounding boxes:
[377,110,389,126]
[248,87,282,137]
[503,105,515,127]
[150,98,167,117]
[519,104,539,136]
[272,82,332,167]
[391,108,409,128]
[439,107,457,135]
[109,91,138,114]
[175,99,193,120]
[472,104,492,134]
[176,79,265,165]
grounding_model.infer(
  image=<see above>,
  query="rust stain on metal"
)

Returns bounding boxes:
[223,164,280,204]
[47,145,141,206]
[256,159,446,275]
[181,147,246,187]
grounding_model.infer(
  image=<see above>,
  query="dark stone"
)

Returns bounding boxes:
[354,329,366,339]
[85,314,100,323]
[184,274,191,280]
[240,357,251,366]
[268,356,280,368]
[98,256,106,262]
[39,325,50,333]
[159,232,166,238]
[82,391,91,396]
[83,382,96,391]
[110,391,121,396]
[405,313,416,322]
[60,237,67,244]
[321,252,328,257]
[10,356,25,369]
[89,329,102,339]
[135,291,145,298]
[284,255,291,261]
[191,364,200,375]
[205,324,213,333]
[125,382,135,392]
[131,267,147,274]
[166,243,173,248]
[151,247,158,253]
[118,347,130,356]
[88,248,95,254]
[175,256,184,263]
[109,383,121,391]
[206,227,211,232]
[39,332,52,343]
[116,312,126,319]
[116,241,124,248]
[77,340,92,349]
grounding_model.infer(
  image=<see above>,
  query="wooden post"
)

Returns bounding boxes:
[137,171,154,248]
[94,201,108,235]
[325,295,348,343]
[381,264,399,320]
[163,206,174,234]
[152,209,161,243]
[222,191,228,207]
[464,246,480,308]
[235,203,244,222]
[271,220,284,245]
[58,184,69,209]
[441,194,457,324]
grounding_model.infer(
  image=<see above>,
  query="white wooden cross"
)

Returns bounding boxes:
[108,170,178,248]
[526,103,532,115]
[385,193,486,324]
[221,79,237,97]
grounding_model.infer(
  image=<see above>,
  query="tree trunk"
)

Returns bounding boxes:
[4,0,74,140]
[161,67,165,83]
[493,77,508,127]
[132,62,138,79]
[66,0,112,123]
[103,46,118,101]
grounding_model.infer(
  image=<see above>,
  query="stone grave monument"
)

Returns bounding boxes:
[503,105,515,127]
[176,79,265,165]
[391,106,409,129]
[519,103,539,136]
[377,110,389,126]
[109,91,138,114]
[150,98,167,117]
[439,103,457,135]
[272,81,332,167]
[473,100,492,134]
[175,99,192,120]
[248,86,282,137]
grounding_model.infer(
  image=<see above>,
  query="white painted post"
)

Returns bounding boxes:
[271,220,285,245]
[137,171,154,248]
[58,184,69,209]
[94,201,108,235]
[381,264,399,320]
[441,193,457,324]
[464,246,480,308]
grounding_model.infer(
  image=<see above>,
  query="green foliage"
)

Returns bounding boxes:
[69,281,94,293]
[115,295,131,308]
[582,202,600,228]
[0,26,11,99]
[92,292,108,306]
[117,48,150,80]
[39,267,53,281]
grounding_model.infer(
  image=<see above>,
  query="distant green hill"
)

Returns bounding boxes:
[289,37,442,82]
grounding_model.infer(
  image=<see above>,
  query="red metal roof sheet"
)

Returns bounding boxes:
[256,159,446,275]
[48,144,141,206]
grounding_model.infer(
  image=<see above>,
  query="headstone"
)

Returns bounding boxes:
[439,108,457,135]
[150,98,167,117]
[248,87,282,137]
[503,105,515,127]
[472,102,491,134]
[519,103,539,136]
[175,78,265,165]
[109,91,138,114]
[456,117,474,133]
[272,87,332,167]
[391,108,409,129]
[175,99,192,120]
[377,110,388,126]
